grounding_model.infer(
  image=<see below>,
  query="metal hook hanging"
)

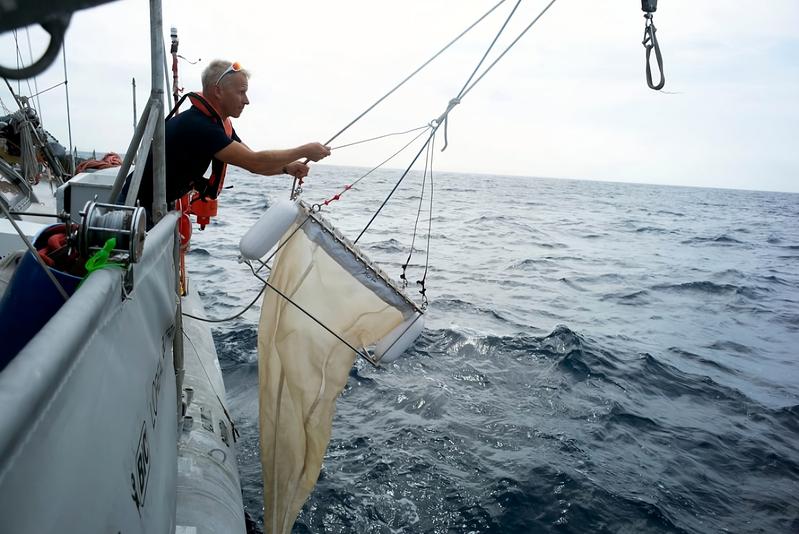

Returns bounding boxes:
[641,0,665,90]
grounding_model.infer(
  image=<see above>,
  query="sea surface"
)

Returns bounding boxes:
[187,165,799,533]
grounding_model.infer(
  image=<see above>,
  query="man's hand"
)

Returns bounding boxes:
[303,142,331,162]
[283,161,310,179]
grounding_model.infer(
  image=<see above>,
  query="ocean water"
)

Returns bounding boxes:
[187,165,799,533]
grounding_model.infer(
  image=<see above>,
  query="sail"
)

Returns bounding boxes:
[256,202,421,533]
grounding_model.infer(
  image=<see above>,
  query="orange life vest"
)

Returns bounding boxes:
[166,91,233,200]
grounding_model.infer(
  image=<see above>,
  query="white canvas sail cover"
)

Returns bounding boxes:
[256,201,423,533]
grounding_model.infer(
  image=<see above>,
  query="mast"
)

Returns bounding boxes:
[170,27,180,108]
[149,0,166,221]
[132,77,137,132]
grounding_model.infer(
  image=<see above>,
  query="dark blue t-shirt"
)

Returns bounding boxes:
[137,106,241,207]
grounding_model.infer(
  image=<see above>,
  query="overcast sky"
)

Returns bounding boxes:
[1,0,797,193]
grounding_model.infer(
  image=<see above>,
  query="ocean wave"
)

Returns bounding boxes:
[635,225,671,234]
[705,340,754,354]
[193,166,799,534]
[600,289,650,305]
[508,257,557,269]
[632,352,747,404]
[681,235,746,245]
[667,347,737,374]
[651,280,765,298]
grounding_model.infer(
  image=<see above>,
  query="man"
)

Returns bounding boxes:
[134,59,330,216]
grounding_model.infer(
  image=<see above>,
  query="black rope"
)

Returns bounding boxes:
[261,279,375,366]
[182,215,312,323]
[28,80,66,99]
[354,127,437,244]
[417,133,435,308]
[400,134,433,288]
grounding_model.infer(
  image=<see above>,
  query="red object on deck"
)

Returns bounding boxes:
[74,152,123,174]
[191,198,218,230]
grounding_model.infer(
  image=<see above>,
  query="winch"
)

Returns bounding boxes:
[77,201,146,264]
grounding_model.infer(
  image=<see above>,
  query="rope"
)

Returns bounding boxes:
[317,125,431,208]
[330,124,429,151]
[260,278,375,365]
[458,0,523,100]
[11,30,35,100]
[0,198,70,301]
[181,330,239,442]
[321,0,509,148]
[400,135,433,288]
[182,215,312,323]
[354,0,561,243]
[290,0,509,201]
[417,133,435,308]
[24,27,44,123]
[18,118,38,183]
[28,81,66,99]
[459,0,559,101]
[182,282,266,324]
[62,41,75,175]
[354,127,437,244]
[432,0,523,152]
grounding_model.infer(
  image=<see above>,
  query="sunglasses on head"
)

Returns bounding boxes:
[215,61,242,86]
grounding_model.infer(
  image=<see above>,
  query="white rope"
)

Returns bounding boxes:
[322,0,510,147]
[25,27,44,125]
[61,41,75,175]
[18,118,38,183]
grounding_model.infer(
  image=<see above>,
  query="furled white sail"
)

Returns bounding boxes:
[254,201,423,533]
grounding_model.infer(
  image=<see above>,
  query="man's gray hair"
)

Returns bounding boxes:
[201,59,250,91]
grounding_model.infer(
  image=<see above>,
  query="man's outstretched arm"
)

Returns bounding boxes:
[215,141,330,176]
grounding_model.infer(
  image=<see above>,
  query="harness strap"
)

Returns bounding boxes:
[166,91,232,200]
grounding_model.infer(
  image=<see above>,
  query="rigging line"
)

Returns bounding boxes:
[181,330,239,441]
[2,77,26,114]
[316,125,431,207]
[421,132,435,284]
[460,0,559,101]
[457,0,523,100]
[182,283,266,324]
[0,197,70,300]
[330,124,429,151]
[347,126,431,190]
[354,125,438,244]
[25,27,43,122]
[12,30,19,94]
[322,0,509,147]
[401,133,432,282]
[11,30,34,99]
[61,40,75,175]
[261,278,375,366]
[182,215,313,323]
[28,81,66,99]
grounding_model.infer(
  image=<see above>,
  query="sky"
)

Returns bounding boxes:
[1,0,797,193]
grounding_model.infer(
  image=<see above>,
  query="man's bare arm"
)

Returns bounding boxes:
[215,141,330,176]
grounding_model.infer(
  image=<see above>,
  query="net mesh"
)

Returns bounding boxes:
[258,211,416,533]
